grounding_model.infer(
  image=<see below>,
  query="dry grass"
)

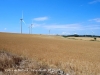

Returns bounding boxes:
[0,50,66,75]
[0,32,100,75]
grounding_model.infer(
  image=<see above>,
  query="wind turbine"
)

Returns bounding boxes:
[31,24,33,34]
[31,20,34,34]
[85,32,88,37]
[49,30,50,35]
[28,26,30,34]
[91,30,95,37]
[28,22,33,34]
[20,11,26,34]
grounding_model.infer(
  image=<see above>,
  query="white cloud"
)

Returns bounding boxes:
[4,28,7,30]
[61,32,71,35]
[29,23,100,31]
[93,18,100,22]
[62,32,66,35]
[89,18,100,22]
[43,24,81,30]
[89,0,100,4]
[33,17,48,21]
[28,23,41,28]
[44,23,100,30]
[32,23,40,27]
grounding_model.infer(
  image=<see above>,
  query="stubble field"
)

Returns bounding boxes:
[0,32,100,75]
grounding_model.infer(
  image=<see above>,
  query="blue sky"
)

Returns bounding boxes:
[0,0,100,35]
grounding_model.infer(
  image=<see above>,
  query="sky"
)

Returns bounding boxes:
[0,0,100,35]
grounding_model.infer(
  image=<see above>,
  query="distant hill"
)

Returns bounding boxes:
[62,34,100,38]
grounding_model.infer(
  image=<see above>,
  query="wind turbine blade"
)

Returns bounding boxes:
[22,20,26,25]
[22,11,23,19]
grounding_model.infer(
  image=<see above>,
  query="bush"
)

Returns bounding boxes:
[94,37,97,41]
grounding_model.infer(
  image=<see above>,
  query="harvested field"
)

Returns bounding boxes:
[0,32,100,75]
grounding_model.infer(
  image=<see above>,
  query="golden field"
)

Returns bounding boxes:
[0,32,100,75]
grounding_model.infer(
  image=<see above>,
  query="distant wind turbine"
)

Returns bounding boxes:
[28,26,30,34]
[31,20,34,34]
[31,24,33,34]
[91,30,95,37]
[20,11,26,34]
[28,21,33,34]
[49,30,50,35]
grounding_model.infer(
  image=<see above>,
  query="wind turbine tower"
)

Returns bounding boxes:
[28,26,30,34]
[49,30,50,35]
[31,24,33,34]
[20,18,23,34]
[31,19,34,34]
[20,11,26,34]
